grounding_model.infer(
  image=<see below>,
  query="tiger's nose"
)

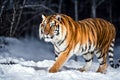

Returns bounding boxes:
[43,29,49,35]
[44,31,49,35]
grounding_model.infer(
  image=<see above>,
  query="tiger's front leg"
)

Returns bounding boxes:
[49,51,72,73]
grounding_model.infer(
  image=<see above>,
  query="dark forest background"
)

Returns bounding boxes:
[0,0,120,44]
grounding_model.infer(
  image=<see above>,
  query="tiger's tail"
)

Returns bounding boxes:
[108,39,120,68]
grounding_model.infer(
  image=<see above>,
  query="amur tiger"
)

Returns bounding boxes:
[39,14,120,73]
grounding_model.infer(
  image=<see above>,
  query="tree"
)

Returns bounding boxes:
[109,0,112,22]
[91,0,105,17]
[91,0,96,17]
[74,0,78,61]
[58,0,63,13]
[74,0,78,21]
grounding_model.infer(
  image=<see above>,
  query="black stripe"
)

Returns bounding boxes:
[85,45,87,52]
[54,44,60,53]
[92,20,98,29]
[95,50,100,54]
[83,52,93,56]
[95,51,101,58]
[100,61,105,65]
[81,47,84,53]
[119,59,120,63]
[55,43,69,54]
[55,30,59,35]
[98,56,102,59]
[110,64,114,68]
[88,44,91,51]
[112,40,115,43]
[83,53,87,55]
[108,50,113,53]
[109,62,115,68]
[54,33,70,54]
[55,50,59,55]
[109,60,120,68]
[98,53,105,59]
[57,32,67,46]
[56,24,60,35]
[85,58,92,62]
[110,44,114,48]
[115,64,119,68]
[109,55,113,58]
[109,60,113,63]
[55,54,58,58]
[100,19,107,28]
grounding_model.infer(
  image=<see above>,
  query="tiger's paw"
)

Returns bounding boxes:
[96,63,108,73]
[97,69,107,74]
[49,67,58,73]
[79,68,86,72]
[96,67,107,74]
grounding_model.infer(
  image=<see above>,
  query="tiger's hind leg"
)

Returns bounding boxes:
[95,50,108,73]
[79,52,94,72]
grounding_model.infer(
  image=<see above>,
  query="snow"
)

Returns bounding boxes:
[0,60,120,80]
[0,37,120,80]
[0,37,54,61]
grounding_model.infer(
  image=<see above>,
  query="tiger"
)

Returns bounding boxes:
[39,14,120,73]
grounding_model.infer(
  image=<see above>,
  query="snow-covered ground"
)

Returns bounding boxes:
[0,37,120,80]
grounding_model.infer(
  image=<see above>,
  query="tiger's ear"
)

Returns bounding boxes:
[56,15,61,21]
[42,14,46,20]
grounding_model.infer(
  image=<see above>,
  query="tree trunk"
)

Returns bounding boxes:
[74,0,78,61]
[10,1,16,37]
[74,0,78,21]
[109,0,112,22]
[91,0,96,18]
[58,0,63,13]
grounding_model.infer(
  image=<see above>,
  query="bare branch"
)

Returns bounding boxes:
[12,0,26,36]
[0,0,8,17]
[10,2,16,37]
[96,0,105,8]
[22,4,56,14]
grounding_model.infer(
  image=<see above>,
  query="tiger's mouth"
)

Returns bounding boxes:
[43,34,54,42]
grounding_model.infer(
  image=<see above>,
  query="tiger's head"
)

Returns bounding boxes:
[39,14,67,43]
